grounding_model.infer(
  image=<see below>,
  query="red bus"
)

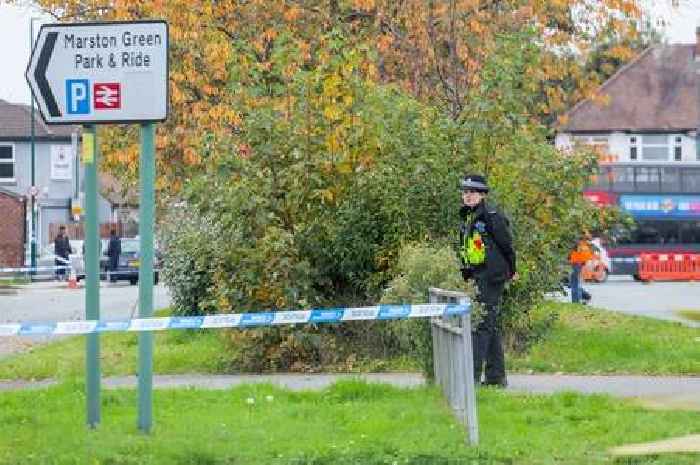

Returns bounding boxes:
[586,165,700,278]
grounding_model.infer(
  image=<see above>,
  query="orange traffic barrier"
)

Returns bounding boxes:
[638,253,700,282]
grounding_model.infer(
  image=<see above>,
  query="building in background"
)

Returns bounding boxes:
[0,99,114,266]
[555,35,700,277]
[0,187,25,267]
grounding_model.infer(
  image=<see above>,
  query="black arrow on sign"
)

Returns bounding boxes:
[35,31,60,117]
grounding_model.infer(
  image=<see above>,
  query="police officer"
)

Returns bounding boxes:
[458,174,516,387]
[107,229,122,283]
[54,225,72,281]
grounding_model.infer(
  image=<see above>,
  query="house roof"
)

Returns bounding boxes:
[560,45,698,133]
[0,99,79,139]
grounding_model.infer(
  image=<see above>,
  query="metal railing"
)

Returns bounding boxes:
[429,287,478,445]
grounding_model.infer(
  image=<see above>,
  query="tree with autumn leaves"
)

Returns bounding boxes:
[31,0,652,188]
[31,0,646,369]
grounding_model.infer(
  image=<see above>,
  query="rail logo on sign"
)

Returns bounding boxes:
[94,83,121,109]
[65,79,90,114]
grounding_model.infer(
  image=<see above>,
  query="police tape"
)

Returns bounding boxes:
[0,303,470,337]
[0,265,71,273]
[1,256,71,273]
[0,266,159,275]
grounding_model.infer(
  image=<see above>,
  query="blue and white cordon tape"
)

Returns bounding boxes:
[0,303,470,337]
[0,265,71,273]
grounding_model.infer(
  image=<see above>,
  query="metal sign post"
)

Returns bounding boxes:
[83,126,100,428]
[26,19,168,433]
[138,123,155,432]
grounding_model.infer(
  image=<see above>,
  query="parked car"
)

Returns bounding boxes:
[104,237,160,285]
[581,238,610,283]
[74,240,104,281]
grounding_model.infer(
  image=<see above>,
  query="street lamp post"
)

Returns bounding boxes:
[29,17,41,275]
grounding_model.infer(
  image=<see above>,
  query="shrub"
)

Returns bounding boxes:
[380,242,477,378]
[159,206,221,315]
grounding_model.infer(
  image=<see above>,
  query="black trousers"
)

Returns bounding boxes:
[55,258,67,279]
[472,278,506,385]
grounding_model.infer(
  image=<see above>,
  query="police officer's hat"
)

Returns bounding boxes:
[460,174,489,193]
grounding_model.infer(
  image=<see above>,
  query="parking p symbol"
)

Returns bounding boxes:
[66,79,90,114]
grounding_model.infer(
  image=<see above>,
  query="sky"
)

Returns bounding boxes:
[1,1,700,105]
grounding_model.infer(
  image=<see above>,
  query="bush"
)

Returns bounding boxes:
[160,29,627,370]
[380,242,477,378]
[160,206,221,315]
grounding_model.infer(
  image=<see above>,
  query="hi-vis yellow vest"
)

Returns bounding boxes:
[461,230,486,266]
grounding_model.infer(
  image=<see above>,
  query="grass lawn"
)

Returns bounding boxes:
[676,310,700,322]
[0,277,30,287]
[0,329,228,380]
[0,302,698,380]
[508,303,700,375]
[0,379,698,465]
[0,327,418,381]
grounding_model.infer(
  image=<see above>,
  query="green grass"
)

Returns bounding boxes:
[0,328,418,381]
[0,380,698,464]
[1,303,698,381]
[0,277,29,286]
[0,329,228,380]
[509,303,700,375]
[676,310,700,322]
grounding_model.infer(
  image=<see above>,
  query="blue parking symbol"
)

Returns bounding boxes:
[66,79,90,114]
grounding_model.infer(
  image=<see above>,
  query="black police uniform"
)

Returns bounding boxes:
[459,196,516,387]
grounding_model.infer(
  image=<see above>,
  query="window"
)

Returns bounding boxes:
[615,220,700,246]
[635,166,661,192]
[573,135,609,148]
[674,136,682,161]
[674,146,682,161]
[0,145,14,182]
[629,136,638,160]
[660,167,681,192]
[641,135,669,161]
[573,134,613,162]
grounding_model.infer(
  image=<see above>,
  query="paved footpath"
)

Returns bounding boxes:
[2,373,700,404]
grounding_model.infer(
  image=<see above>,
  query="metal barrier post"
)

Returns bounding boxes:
[454,325,466,424]
[461,303,479,444]
[428,287,479,446]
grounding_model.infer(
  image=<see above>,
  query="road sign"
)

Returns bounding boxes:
[26,21,168,125]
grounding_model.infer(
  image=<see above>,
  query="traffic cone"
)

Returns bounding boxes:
[68,270,78,289]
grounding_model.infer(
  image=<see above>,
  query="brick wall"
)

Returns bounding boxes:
[0,192,25,267]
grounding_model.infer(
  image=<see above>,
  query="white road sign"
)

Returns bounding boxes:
[26,21,168,125]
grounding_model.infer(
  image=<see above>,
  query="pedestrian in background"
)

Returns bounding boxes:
[568,235,594,304]
[458,174,517,388]
[107,229,121,282]
[54,225,72,281]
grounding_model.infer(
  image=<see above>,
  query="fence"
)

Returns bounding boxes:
[48,222,138,242]
[429,287,478,445]
[638,253,700,281]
